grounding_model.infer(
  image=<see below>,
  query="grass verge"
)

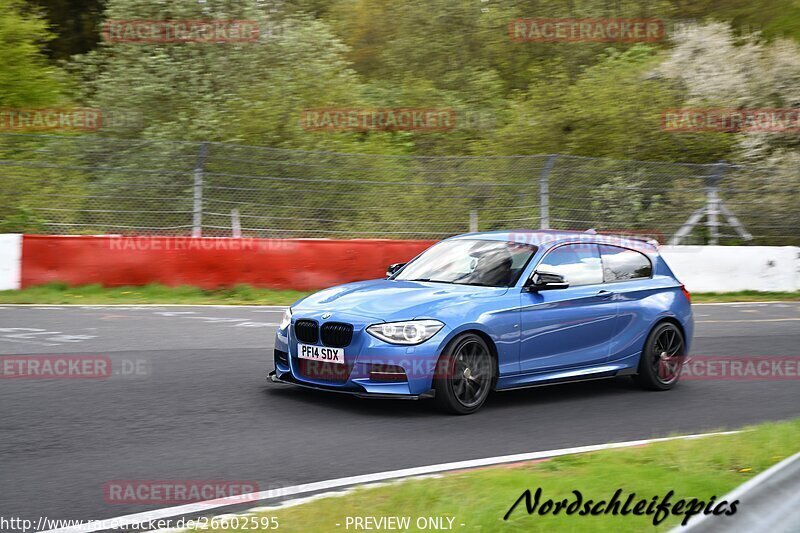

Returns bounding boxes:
[205,419,799,532]
[0,282,310,305]
[691,290,800,303]
[0,283,798,305]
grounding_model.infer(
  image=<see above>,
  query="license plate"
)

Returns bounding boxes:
[297,343,345,364]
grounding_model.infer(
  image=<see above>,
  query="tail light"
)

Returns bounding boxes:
[680,284,691,303]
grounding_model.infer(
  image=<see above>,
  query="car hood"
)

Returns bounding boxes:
[292,279,509,322]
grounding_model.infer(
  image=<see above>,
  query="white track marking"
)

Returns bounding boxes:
[693,301,799,306]
[241,474,444,514]
[0,328,97,346]
[40,430,741,533]
[696,318,800,323]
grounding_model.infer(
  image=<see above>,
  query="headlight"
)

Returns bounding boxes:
[279,307,292,330]
[367,320,444,345]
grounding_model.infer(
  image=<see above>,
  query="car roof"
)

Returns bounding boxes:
[447,229,659,253]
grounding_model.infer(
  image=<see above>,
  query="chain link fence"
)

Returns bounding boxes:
[1,133,797,245]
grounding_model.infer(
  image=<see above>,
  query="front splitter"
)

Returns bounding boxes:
[268,371,434,400]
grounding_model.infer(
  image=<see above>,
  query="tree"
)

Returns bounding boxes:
[660,22,800,161]
[26,0,105,60]
[0,0,64,107]
[69,0,282,141]
[480,45,733,162]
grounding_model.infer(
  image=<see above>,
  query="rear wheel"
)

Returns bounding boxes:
[635,322,686,391]
[434,333,494,415]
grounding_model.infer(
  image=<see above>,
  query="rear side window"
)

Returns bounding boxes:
[599,245,652,282]
[537,244,603,286]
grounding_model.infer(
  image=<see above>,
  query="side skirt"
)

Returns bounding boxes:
[495,354,640,392]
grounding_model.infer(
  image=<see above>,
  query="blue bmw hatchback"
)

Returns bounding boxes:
[270,230,693,414]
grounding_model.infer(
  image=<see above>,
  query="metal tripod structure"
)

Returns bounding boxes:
[668,162,753,245]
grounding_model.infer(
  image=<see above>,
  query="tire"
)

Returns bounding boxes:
[433,333,495,414]
[635,322,686,391]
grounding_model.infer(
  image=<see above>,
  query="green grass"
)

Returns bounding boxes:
[691,290,800,302]
[204,419,799,532]
[0,283,798,305]
[0,282,311,305]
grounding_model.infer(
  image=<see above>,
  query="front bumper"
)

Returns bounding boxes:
[268,370,435,400]
[274,311,450,396]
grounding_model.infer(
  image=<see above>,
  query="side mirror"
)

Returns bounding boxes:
[524,270,569,292]
[386,262,406,278]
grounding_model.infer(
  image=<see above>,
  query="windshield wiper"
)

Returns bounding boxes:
[404,278,451,284]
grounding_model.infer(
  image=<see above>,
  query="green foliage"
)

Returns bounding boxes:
[68,0,278,141]
[62,0,800,161]
[0,206,47,232]
[0,135,89,233]
[479,45,734,162]
[26,0,104,60]
[590,175,663,229]
[222,13,377,151]
[0,0,64,107]
[3,0,800,243]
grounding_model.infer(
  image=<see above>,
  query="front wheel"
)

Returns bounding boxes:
[635,322,686,391]
[434,333,495,414]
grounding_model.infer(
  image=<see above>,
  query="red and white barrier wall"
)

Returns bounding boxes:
[6,235,435,291]
[0,234,22,290]
[659,245,800,293]
[0,235,798,293]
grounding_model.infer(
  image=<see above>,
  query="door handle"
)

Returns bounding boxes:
[597,290,614,299]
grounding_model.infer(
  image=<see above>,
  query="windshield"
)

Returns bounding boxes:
[393,239,538,287]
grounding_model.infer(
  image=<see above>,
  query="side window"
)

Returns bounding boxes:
[599,245,652,282]
[536,244,603,286]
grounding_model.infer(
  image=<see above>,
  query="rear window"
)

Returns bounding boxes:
[537,243,603,286]
[599,245,652,282]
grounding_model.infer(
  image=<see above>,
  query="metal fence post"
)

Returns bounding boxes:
[231,209,242,238]
[705,162,726,246]
[192,142,209,238]
[539,154,556,229]
[469,209,478,232]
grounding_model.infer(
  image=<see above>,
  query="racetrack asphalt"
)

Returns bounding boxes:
[0,302,798,527]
